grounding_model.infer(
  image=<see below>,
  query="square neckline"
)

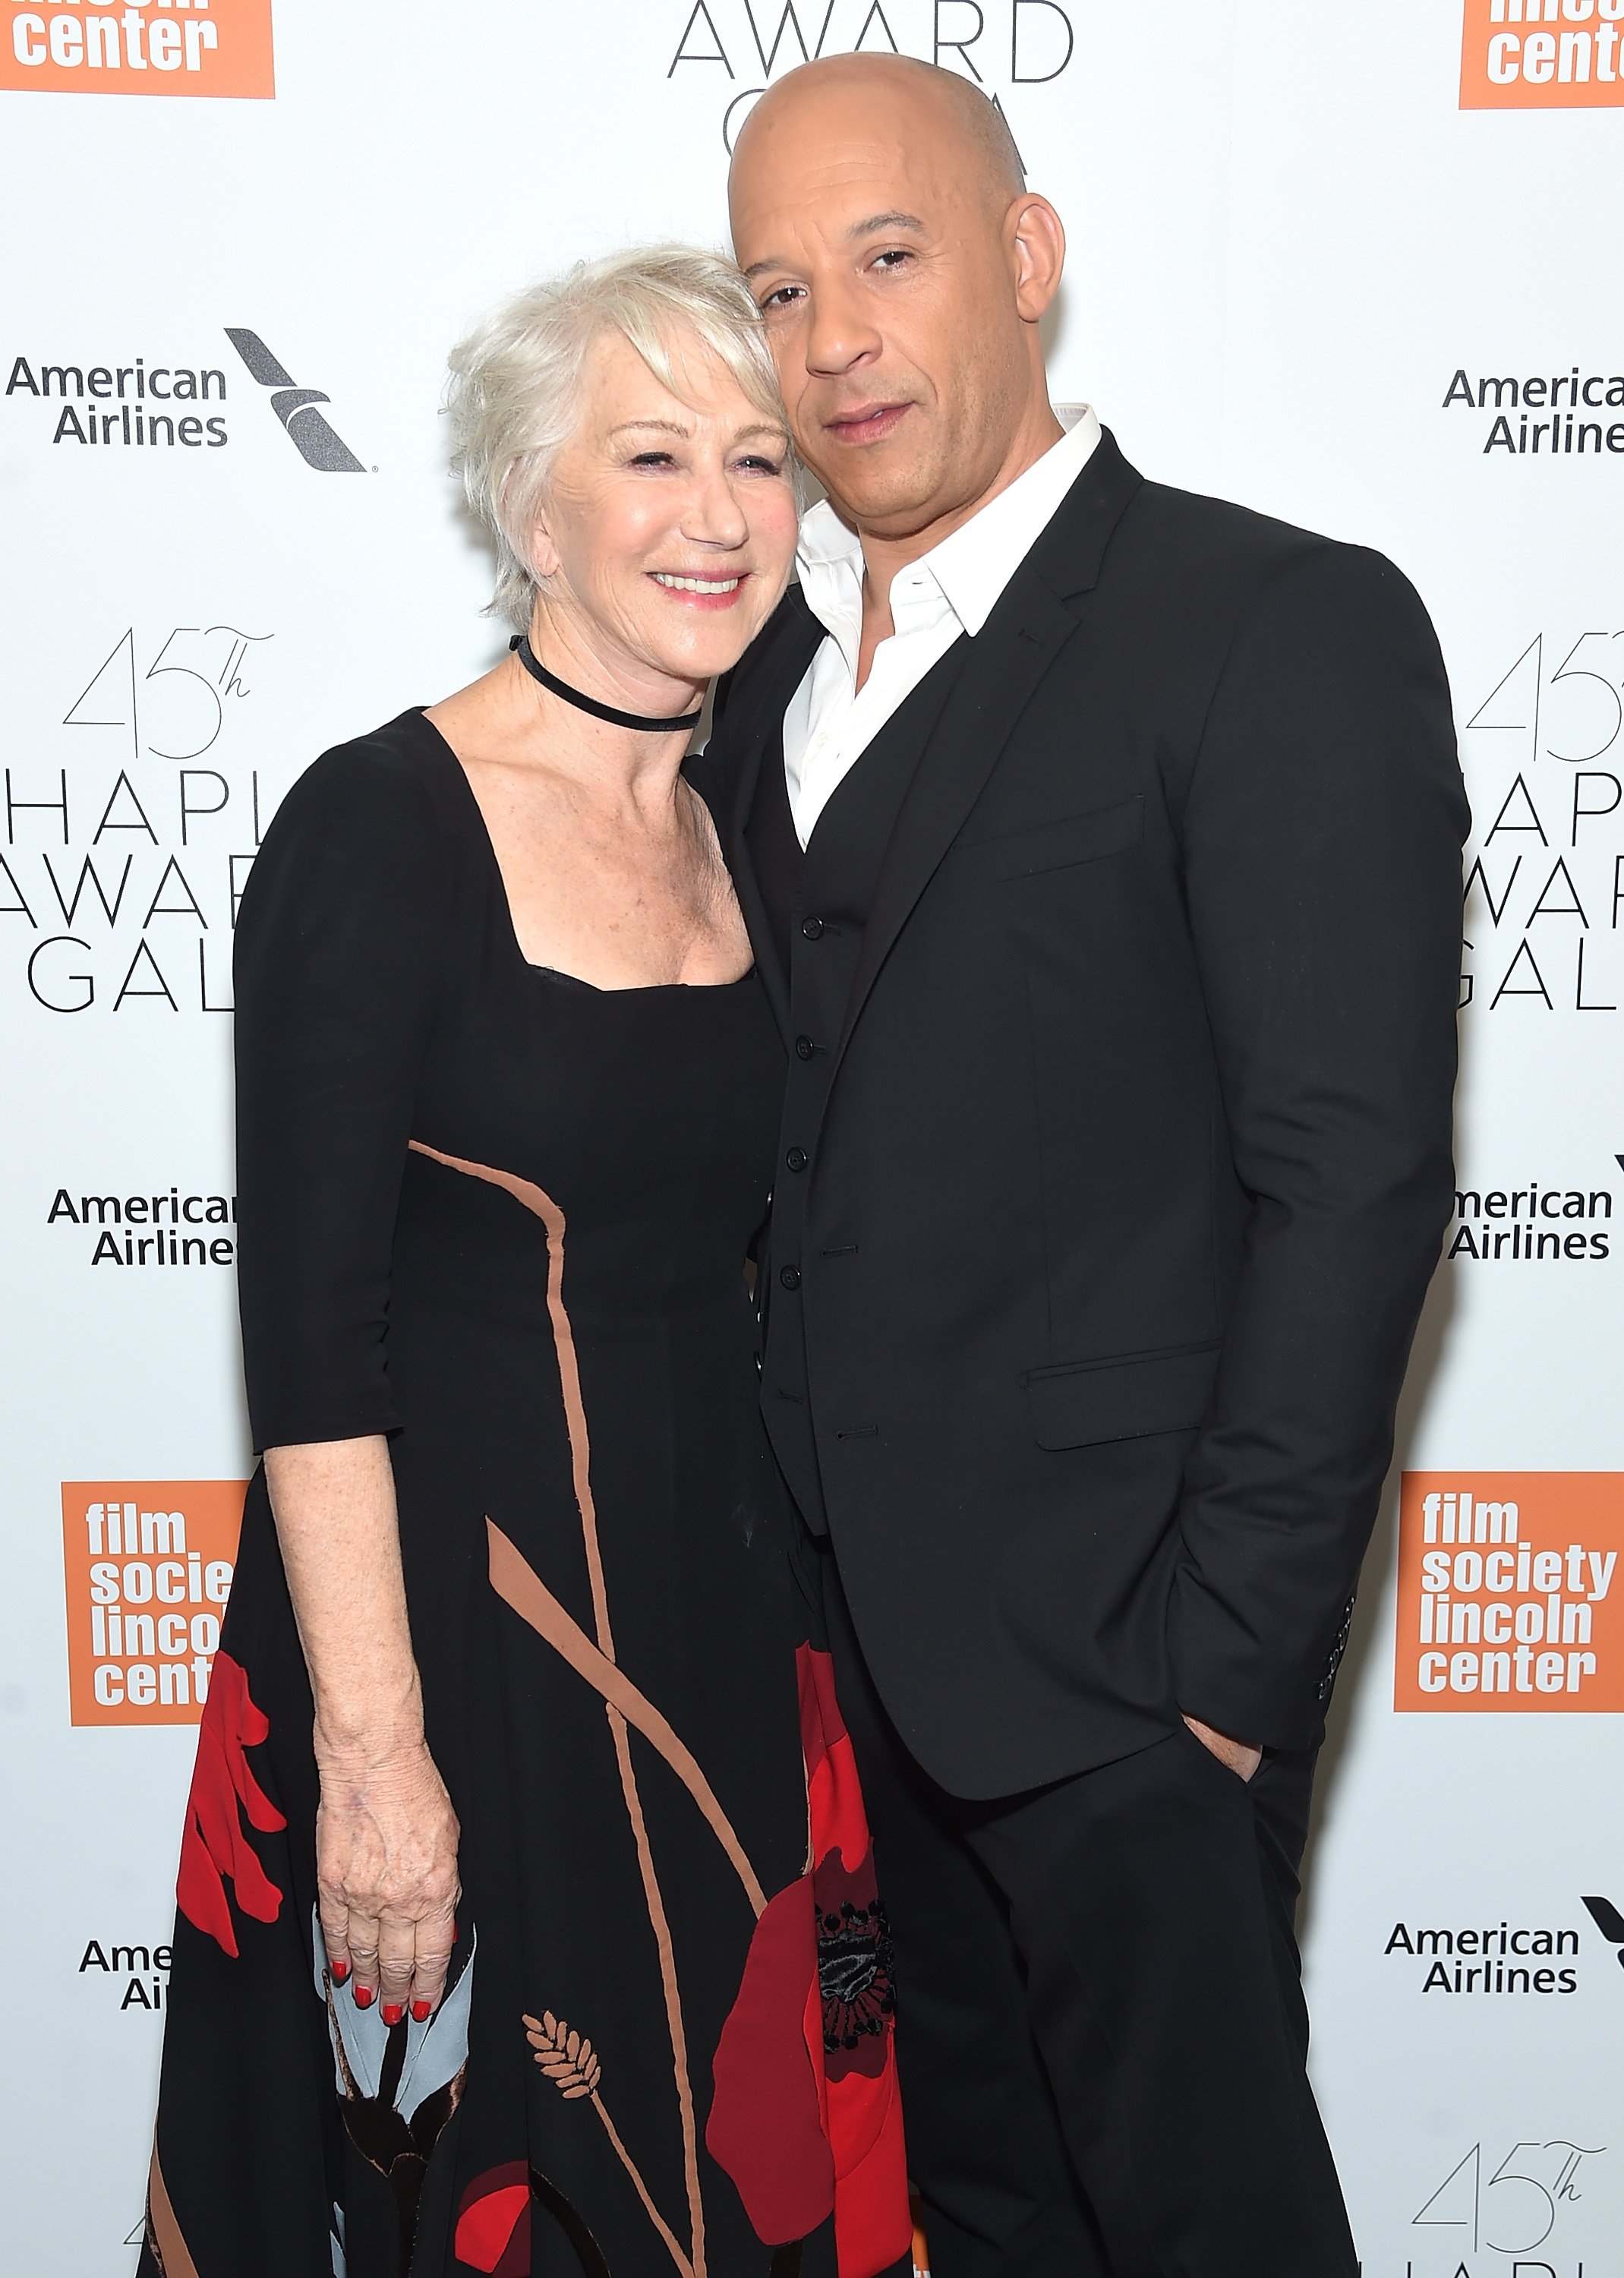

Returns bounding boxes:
[410,708,756,997]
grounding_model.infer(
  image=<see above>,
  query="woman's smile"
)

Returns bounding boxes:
[648,567,749,606]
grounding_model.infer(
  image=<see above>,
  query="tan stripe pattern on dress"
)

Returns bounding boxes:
[145,2143,201,2278]
[409,1139,734,2278]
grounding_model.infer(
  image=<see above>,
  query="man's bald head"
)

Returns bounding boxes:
[727,55,1064,549]
[733,55,1025,218]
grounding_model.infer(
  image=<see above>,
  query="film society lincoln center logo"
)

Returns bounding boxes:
[1395,1472,1624,1709]
[2,0,273,97]
[62,1480,245,1726]
[1462,0,1624,107]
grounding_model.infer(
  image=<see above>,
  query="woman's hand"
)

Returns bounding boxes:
[263,1437,459,2023]
[315,1731,461,2023]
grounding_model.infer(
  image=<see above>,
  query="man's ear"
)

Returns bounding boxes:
[1008,194,1065,323]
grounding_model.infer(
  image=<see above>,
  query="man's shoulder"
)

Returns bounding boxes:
[1118,472,1412,615]
[1088,471,1449,733]
[1127,474,1351,578]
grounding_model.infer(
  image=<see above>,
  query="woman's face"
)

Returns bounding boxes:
[530,327,798,694]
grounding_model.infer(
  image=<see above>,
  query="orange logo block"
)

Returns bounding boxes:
[2,1,273,99]
[1395,1472,1624,1711]
[61,1481,246,1726]
[1461,0,1624,109]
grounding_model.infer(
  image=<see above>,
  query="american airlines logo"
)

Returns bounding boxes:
[1581,1892,1624,1970]
[224,329,364,472]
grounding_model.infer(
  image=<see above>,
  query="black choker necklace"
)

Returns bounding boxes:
[509,635,702,734]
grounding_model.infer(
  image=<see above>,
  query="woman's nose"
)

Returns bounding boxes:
[683,469,750,550]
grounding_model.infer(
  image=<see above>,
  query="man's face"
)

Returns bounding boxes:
[730,87,1036,541]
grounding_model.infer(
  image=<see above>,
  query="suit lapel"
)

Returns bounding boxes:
[705,592,823,1042]
[834,431,1144,1066]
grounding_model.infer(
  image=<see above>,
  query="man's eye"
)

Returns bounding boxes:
[760,284,804,312]
[871,248,912,273]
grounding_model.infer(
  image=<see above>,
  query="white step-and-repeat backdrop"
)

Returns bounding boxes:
[2,3,1622,2270]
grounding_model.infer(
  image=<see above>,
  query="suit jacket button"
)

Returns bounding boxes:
[795,1034,815,1060]
[779,1264,802,1291]
[801,915,825,941]
[785,1147,808,1172]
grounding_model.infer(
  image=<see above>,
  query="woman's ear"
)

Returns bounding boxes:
[528,510,561,583]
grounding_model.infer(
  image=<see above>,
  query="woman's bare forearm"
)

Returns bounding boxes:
[264,1437,422,1758]
[264,1436,459,2011]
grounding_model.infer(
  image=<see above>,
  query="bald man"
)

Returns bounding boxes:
[698,56,1465,2278]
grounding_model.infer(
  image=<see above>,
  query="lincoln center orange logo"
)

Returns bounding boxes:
[1461,0,1624,109]
[1395,1472,1624,1711]
[2,0,273,99]
[62,1481,246,1726]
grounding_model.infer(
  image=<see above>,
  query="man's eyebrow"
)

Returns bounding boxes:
[845,210,926,241]
[743,212,928,280]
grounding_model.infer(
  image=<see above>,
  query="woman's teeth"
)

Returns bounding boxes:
[652,573,743,594]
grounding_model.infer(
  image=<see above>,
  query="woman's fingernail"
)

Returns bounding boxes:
[352,1982,375,2009]
[411,1999,433,2023]
[381,2002,405,2027]
[330,1959,350,1983]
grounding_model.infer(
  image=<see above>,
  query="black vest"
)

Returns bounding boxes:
[752,643,968,1530]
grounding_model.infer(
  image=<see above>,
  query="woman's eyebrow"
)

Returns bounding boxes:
[608,419,786,446]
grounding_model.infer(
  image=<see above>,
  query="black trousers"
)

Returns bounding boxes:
[812,1538,1359,2278]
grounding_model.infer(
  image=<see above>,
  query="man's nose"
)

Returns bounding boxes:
[803,276,881,378]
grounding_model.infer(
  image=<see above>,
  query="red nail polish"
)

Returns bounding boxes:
[330,1959,350,1983]
[381,2002,405,2027]
[410,1999,433,2023]
[352,1982,374,2008]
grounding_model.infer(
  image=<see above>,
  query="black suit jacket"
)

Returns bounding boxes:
[695,432,1468,1797]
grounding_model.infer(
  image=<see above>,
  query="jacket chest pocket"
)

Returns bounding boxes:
[946,793,1143,886]
[1024,1339,1219,1450]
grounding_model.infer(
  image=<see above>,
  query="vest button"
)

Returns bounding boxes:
[795,1034,815,1060]
[780,1264,802,1291]
[801,915,825,941]
[785,1147,808,1172]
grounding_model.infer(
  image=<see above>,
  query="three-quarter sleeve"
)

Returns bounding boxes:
[233,741,453,1453]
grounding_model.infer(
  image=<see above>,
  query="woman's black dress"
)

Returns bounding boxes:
[138,715,907,2278]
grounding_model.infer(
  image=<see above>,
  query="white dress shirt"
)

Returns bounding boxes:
[783,405,1102,847]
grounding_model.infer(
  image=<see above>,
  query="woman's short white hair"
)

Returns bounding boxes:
[446,245,789,631]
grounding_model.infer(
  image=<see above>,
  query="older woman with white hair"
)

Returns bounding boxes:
[140,251,911,2278]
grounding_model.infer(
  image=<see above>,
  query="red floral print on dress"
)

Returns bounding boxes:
[175,1651,285,1958]
[708,1878,836,2243]
[799,1645,910,2278]
[454,2163,531,2276]
[707,1646,910,2278]
[455,2160,611,2278]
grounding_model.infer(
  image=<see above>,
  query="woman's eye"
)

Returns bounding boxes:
[627,451,676,469]
[736,455,786,478]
